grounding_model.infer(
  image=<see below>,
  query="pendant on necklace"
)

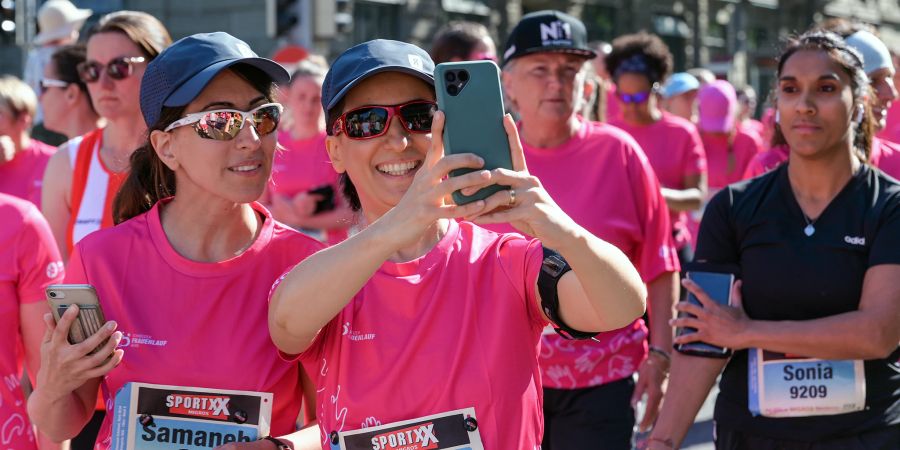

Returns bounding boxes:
[804,224,815,236]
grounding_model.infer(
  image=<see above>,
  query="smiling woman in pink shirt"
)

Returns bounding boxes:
[27,33,324,449]
[267,39,646,449]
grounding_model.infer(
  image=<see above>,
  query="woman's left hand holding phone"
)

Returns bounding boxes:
[28,305,123,441]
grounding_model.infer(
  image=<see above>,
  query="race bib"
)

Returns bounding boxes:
[111,382,272,450]
[748,348,865,418]
[336,408,484,450]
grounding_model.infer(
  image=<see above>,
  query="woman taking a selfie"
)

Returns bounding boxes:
[648,31,900,450]
[28,32,323,449]
[268,39,646,448]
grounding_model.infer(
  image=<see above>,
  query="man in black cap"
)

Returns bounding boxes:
[495,10,681,449]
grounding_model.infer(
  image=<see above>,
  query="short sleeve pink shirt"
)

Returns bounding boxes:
[0,193,64,450]
[742,144,790,179]
[293,220,546,449]
[0,140,55,208]
[702,130,763,189]
[870,137,900,179]
[64,200,324,450]
[483,119,680,389]
[270,130,347,244]
[610,113,707,249]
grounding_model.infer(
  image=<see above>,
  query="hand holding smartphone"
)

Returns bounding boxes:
[674,271,735,358]
[435,61,513,205]
[46,284,110,353]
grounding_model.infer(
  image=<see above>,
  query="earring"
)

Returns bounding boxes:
[854,105,864,124]
[775,110,780,124]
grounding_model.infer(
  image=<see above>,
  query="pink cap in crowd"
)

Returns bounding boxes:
[698,79,737,133]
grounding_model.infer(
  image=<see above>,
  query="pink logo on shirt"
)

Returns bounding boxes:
[118,332,168,348]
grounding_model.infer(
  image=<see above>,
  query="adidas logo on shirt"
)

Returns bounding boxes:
[844,235,865,246]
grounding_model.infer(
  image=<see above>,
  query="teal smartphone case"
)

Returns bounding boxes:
[435,61,513,205]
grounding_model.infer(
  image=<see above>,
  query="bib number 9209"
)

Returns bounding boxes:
[789,385,827,399]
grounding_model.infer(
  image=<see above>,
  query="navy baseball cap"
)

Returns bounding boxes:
[502,10,596,66]
[322,39,435,114]
[140,32,290,127]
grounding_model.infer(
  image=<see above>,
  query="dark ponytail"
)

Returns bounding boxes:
[112,105,184,224]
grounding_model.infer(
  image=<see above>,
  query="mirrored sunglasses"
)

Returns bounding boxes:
[333,101,437,140]
[616,90,653,104]
[164,103,284,141]
[77,56,146,83]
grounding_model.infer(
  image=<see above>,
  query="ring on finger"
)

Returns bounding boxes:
[508,188,517,206]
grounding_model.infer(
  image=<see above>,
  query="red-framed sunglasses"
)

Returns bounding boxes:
[332,100,437,139]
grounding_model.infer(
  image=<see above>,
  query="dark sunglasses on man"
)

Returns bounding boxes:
[332,100,437,140]
[77,56,146,83]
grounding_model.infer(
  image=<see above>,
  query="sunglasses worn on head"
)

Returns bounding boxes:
[616,91,652,104]
[77,56,146,83]
[333,101,437,140]
[39,78,70,95]
[164,103,283,141]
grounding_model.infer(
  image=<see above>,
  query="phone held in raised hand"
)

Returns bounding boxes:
[674,271,735,358]
[435,60,513,205]
[46,284,107,348]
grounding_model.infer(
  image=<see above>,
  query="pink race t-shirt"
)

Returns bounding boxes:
[610,113,707,249]
[291,220,546,449]
[702,130,763,190]
[738,119,766,146]
[271,130,347,244]
[65,200,324,450]
[742,144,790,179]
[0,193,64,450]
[484,119,680,389]
[0,139,55,208]
[870,136,900,179]
[877,101,900,144]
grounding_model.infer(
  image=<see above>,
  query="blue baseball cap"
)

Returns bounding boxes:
[661,72,700,99]
[322,39,435,114]
[140,32,290,127]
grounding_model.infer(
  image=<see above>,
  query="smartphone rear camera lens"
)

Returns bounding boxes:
[458,70,469,82]
[445,71,457,82]
[49,291,57,298]
[447,84,459,96]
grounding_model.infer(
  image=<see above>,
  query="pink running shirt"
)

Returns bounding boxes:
[64,200,324,450]
[0,193,64,450]
[702,130,763,190]
[877,101,900,144]
[610,113,707,249]
[738,119,766,146]
[0,139,55,208]
[289,220,546,449]
[270,130,348,244]
[870,137,900,179]
[484,119,680,389]
[743,144,790,179]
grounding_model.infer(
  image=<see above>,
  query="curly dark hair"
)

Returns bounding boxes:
[604,31,673,85]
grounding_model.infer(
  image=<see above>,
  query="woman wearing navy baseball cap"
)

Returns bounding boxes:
[29,32,323,449]
[268,39,646,448]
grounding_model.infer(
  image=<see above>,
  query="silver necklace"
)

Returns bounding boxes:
[802,213,817,237]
